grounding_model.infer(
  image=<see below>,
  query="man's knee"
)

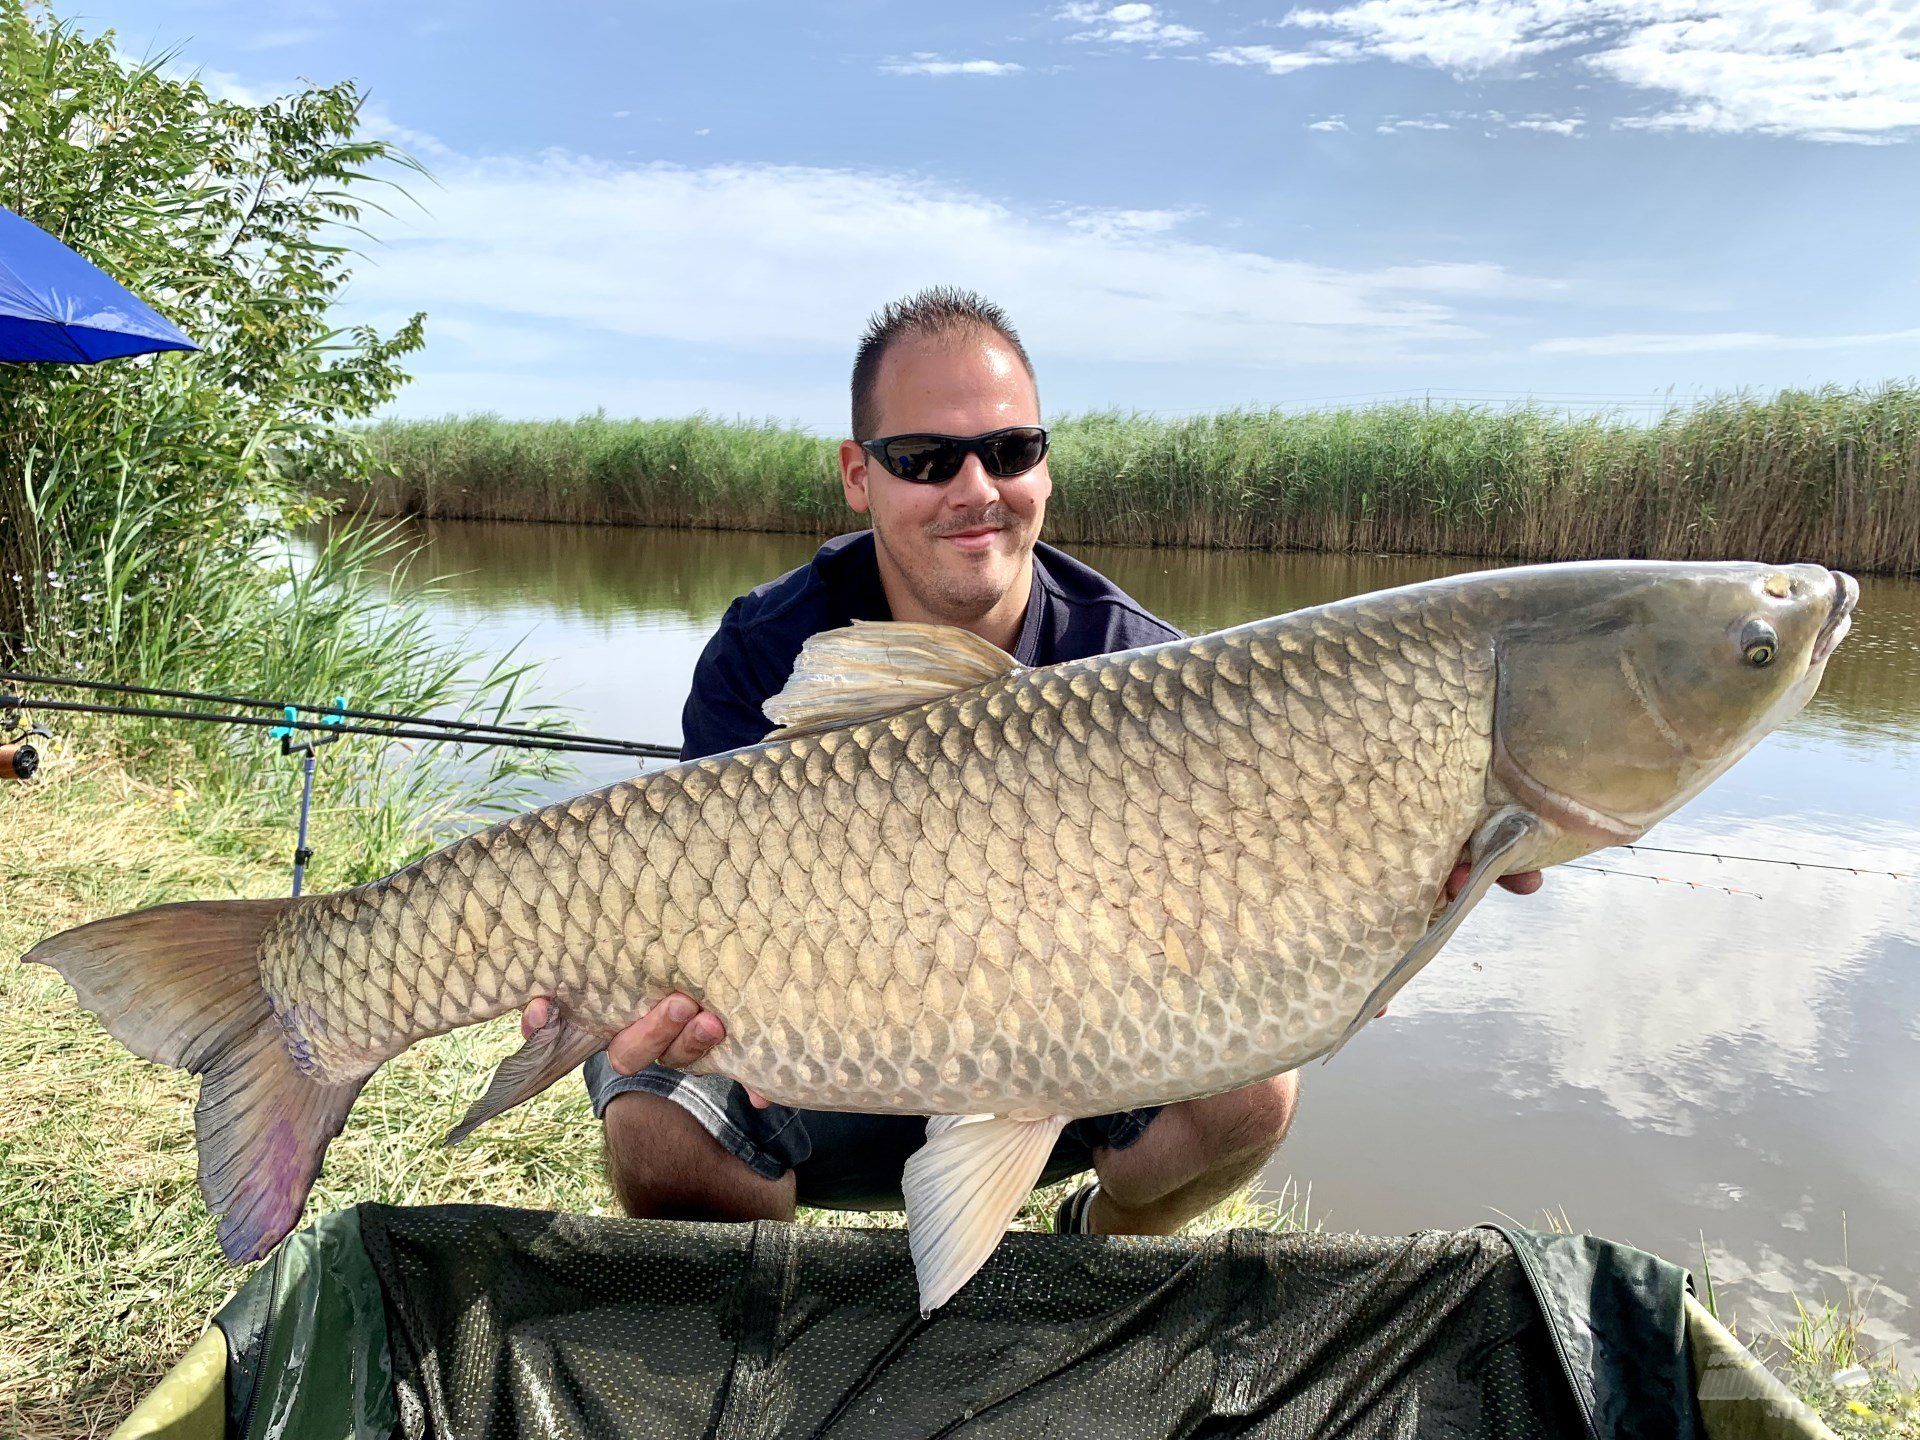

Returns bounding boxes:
[601,1091,795,1223]
[1216,1072,1299,1158]
[1176,1072,1300,1172]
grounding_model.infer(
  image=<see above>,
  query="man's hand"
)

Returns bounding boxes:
[1451,864,1545,899]
[521,994,770,1108]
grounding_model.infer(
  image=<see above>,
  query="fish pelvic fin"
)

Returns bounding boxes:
[443,1009,604,1146]
[24,899,366,1263]
[1323,806,1543,1065]
[903,1112,1068,1315]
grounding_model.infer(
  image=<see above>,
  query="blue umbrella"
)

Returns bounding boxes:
[0,205,197,364]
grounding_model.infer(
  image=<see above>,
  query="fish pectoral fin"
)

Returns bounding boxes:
[903,1112,1069,1315]
[443,1011,605,1147]
[762,621,1023,739]
[1323,806,1543,1065]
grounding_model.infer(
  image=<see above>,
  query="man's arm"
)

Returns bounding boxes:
[678,598,785,761]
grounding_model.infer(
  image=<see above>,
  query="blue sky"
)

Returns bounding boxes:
[91,0,1920,430]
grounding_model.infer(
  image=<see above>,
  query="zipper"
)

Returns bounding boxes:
[1490,1226,1600,1440]
[237,1245,287,1440]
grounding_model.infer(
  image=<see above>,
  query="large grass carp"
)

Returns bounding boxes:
[29,560,1857,1310]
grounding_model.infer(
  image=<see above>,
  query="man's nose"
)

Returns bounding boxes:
[945,453,999,507]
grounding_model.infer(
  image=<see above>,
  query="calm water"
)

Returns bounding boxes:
[357,520,1920,1359]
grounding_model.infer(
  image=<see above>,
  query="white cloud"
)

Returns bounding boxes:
[1328,106,1585,133]
[1210,43,1349,74]
[1591,1,1920,140]
[880,54,1026,77]
[1284,0,1590,74]
[1509,113,1584,134]
[1270,0,1920,141]
[359,105,455,162]
[341,155,1572,381]
[1060,2,1204,47]
[1534,326,1920,355]
[1406,811,1920,1134]
[1308,116,1351,130]
[1061,205,1203,238]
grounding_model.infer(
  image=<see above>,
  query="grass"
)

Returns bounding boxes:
[1743,1246,1920,1439]
[2,757,1911,1437]
[331,384,1920,575]
[0,751,1320,1438]
[0,755,618,1438]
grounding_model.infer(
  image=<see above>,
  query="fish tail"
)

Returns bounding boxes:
[25,899,367,1263]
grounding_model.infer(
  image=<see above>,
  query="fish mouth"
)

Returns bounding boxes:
[1810,570,1858,666]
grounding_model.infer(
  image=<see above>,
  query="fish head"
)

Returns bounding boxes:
[1491,561,1858,851]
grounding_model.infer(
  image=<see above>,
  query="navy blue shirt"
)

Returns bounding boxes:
[680,530,1183,760]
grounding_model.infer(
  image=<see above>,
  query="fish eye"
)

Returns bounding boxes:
[1741,618,1778,667]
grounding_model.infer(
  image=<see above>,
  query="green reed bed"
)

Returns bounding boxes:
[349,412,849,531]
[341,385,1920,574]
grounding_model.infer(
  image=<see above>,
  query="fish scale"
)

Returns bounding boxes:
[256,588,1480,1119]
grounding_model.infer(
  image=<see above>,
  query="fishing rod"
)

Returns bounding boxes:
[1,675,680,895]
[0,669,671,755]
[0,692,676,759]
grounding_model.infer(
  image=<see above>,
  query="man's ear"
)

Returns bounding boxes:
[839,439,873,515]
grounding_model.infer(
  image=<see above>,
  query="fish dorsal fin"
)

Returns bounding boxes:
[903,1112,1069,1314]
[762,621,1022,740]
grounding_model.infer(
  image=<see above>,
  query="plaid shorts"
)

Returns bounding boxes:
[582,1054,1161,1211]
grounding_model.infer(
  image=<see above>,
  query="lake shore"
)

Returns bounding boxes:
[330,385,1920,574]
[2,752,1913,1438]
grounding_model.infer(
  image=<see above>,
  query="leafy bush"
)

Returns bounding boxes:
[0,1,559,872]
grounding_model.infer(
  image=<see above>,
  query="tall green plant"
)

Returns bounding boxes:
[340,389,1920,574]
[0,1,562,868]
[0,0,422,651]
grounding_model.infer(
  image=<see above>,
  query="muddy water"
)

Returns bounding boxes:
[356,520,1920,1359]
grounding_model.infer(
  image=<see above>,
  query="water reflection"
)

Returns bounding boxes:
[343,518,1920,1360]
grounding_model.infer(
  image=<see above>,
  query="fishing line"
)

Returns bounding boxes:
[1619,843,1909,880]
[1566,863,1764,898]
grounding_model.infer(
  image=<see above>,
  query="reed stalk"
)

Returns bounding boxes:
[332,386,1920,575]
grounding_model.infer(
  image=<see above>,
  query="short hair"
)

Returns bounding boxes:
[850,287,1038,440]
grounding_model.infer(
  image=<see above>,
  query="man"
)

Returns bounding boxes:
[525,287,1538,1234]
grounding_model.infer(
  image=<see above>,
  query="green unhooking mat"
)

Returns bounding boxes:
[114,1202,1837,1440]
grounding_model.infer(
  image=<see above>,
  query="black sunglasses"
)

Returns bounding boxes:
[859,425,1050,485]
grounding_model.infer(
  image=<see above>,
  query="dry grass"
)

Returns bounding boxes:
[0,756,616,1438]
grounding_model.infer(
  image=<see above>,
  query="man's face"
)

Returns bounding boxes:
[839,329,1051,624]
